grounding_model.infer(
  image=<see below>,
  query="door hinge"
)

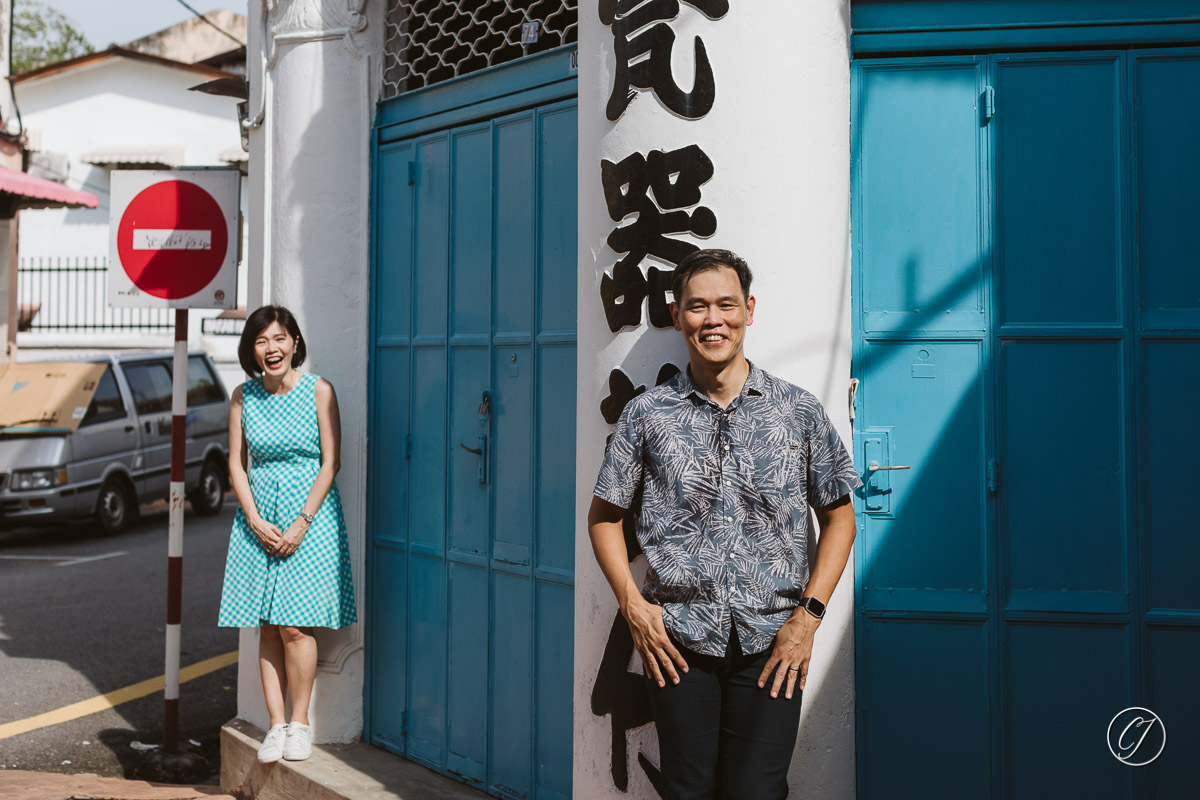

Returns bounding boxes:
[404,434,412,459]
[987,458,999,494]
[407,160,415,185]
[982,86,995,124]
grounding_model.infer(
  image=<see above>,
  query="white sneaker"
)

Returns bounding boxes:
[257,723,288,763]
[282,721,313,761]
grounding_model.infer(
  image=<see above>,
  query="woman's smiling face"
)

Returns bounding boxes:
[254,320,297,378]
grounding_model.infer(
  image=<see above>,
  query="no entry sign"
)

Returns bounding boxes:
[108,169,239,309]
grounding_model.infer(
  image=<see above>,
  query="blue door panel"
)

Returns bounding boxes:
[370,77,576,799]
[535,581,574,800]
[860,619,990,799]
[1142,342,1200,611]
[494,114,536,337]
[410,348,448,548]
[859,340,987,612]
[492,570,534,798]
[408,551,447,764]
[372,349,410,546]
[536,345,577,574]
[998,340,1128,613]
[1005,623,1132,799]
[414,136,451,338]
[1132,52,1200,331]
[451,125,494,338]
[994,55,1124,328]
[537,103,580,336]
[855,58,987,334]
[369,541,408,751]
[450,348,490,555]
[448,561,488,782]
[493,345,534,566]
[1147,626,1200,796]
[376,142,415,340]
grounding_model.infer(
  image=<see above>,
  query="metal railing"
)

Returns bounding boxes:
[16,257,173,333]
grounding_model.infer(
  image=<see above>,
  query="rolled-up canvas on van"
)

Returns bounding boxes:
[0,362,108,433]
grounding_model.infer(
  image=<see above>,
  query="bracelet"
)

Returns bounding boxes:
[298,511,315,525]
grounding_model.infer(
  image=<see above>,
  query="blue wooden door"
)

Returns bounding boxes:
[853,48,1200,799]
[368,77,577,800]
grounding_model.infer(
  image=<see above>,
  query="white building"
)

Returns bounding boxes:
[224,2,1200,799]
[13,42,248,387]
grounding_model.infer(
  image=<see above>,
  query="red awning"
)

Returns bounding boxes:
[0,165,98,209]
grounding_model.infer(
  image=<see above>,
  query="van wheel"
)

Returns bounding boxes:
[189,459,225,517]
[96,477,135,536]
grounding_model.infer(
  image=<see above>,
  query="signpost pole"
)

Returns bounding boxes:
[164,308,188,753]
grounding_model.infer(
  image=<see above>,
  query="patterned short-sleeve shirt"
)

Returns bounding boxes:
[594,363,862,657]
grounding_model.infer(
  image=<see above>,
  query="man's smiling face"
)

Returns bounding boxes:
[671,264,755,370]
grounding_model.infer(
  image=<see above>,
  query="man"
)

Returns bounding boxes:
[588,249,861,799]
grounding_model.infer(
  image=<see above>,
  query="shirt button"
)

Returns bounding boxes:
[725,516,732,523]
[727,552,735,560]
[724,444,730,451]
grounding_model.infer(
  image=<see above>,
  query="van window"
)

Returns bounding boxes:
[81,367,126,426]
[187,356,225,405]
[122,362,173,415]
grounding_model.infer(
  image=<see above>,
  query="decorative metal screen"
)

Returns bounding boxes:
[382,0,577,98]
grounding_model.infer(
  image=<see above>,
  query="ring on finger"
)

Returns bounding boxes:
[787,667,800,673]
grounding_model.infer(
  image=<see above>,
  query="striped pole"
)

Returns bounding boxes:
[165,308,188,753]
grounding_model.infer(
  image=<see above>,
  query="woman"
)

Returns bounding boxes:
[217,305,357,763]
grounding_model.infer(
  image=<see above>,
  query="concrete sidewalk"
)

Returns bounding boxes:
[0,769,234,800]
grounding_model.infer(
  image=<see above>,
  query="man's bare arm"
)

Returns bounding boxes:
[759,495,856,699]
[588,495,689,687]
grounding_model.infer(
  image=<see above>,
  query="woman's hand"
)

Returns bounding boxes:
[272,518,309,558]
[248,514,284,552]
[623,595,689,688]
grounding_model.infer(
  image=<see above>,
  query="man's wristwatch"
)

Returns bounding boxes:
[799,596,826,619]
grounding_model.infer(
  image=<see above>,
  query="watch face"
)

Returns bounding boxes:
[803,597,826,618]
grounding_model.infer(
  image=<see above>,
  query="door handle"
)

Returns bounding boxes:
[460,443,482,456]
[124,424,135,433]
[868,461,910,471]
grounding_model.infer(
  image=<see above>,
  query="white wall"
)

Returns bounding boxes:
[574,2,856,797]
[239,0,382,744]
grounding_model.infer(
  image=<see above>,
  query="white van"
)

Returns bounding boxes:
[0,351,230,534]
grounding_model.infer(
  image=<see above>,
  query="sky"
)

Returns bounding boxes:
[38,0,237,49]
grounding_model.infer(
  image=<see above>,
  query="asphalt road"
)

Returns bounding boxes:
[0,497,240,780]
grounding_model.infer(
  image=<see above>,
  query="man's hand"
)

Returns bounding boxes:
[623,595,689,688]
[758,608,820,699]
[272,518,309,558]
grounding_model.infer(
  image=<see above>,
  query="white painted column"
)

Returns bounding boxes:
[574,2,856,797]
[241,0,383,744]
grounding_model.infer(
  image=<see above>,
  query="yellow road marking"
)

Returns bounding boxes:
[0,649,239,740]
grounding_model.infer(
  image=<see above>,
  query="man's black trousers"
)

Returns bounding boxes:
[646,627,803,800]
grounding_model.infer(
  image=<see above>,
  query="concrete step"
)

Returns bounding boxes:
[221,719,491,800]
[0,769,233,800]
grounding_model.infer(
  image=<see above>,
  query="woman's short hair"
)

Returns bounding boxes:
[670,248,753,304]
[238,305,307,376]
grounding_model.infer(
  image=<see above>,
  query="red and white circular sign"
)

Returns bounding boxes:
[116,179,229,300]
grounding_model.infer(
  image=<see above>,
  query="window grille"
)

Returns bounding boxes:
[382,0,577,98]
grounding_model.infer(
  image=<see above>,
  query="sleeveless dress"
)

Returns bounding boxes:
[217,372,357,629]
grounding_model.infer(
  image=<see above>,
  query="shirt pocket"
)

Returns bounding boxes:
[751,443,802,490]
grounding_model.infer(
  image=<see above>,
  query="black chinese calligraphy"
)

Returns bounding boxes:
[593,361,684,795]
[600,145,717,332]
[600,0,730,121]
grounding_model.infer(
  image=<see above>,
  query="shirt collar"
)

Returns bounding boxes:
[676,360,764,409]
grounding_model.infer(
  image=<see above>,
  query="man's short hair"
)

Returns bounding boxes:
[670,248,753,304]
[238,304,307,376]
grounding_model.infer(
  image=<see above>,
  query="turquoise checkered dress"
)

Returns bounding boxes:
[217,372,357,629]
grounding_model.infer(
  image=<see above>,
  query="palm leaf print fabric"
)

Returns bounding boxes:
[594,364,861,657]
[218,372,357,629]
